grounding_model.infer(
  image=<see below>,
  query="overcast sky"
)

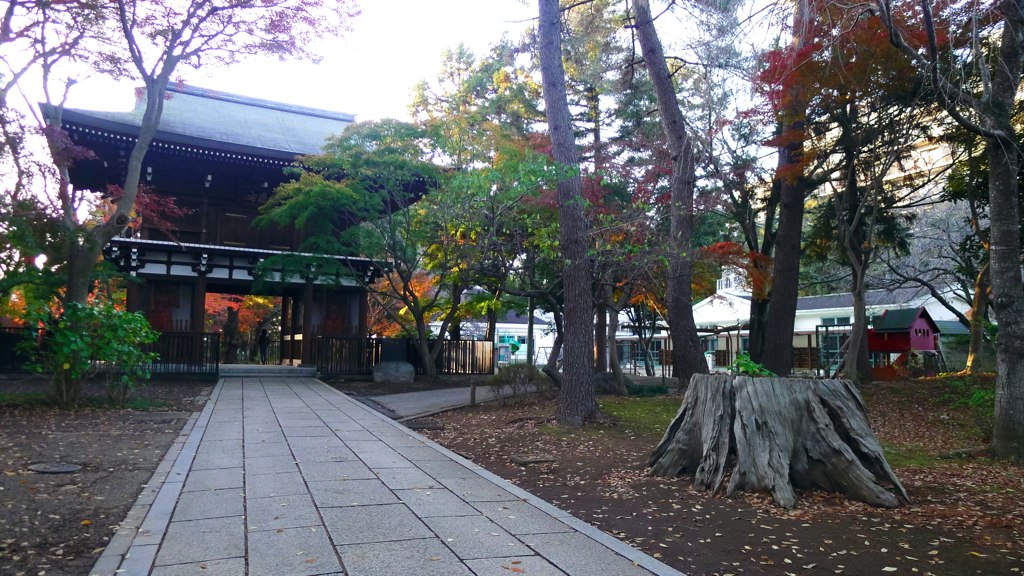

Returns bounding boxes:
[65,0,538,122]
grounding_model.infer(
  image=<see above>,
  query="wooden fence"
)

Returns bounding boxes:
[415,339,495,376]
[316,338,382,375]
[317,337,493,376]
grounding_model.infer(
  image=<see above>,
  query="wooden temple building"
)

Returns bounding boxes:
[43,85,377,366]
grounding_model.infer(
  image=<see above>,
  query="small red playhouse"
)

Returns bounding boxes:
[868,307,941,380]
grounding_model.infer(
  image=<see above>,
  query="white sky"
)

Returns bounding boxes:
[64,0,538,122]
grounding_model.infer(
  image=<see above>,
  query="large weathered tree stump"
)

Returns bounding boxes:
[649,375,910,509]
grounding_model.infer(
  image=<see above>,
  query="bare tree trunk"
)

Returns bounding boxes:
[985,133,1024,459]
[845,268,871,383]
[527,296,535,365]
[966,263,990,374]
[606,288,629,396]
[414,316,438,379]
[761,0,809,377]
[746,297,770,364]
[633,0,708,383]
[539,0,600,426]
[595,300,607,373]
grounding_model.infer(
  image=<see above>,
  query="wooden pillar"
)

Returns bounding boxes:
[192,275,206,333]
[290,296,302,365]
[358,291,368,337]
[280,295,291,365]
[301,279,314,365]
[126,279,139,313]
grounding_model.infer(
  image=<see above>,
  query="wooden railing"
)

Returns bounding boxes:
[415,339,495,376]
[316,337,382,375]
[317,337,494,376]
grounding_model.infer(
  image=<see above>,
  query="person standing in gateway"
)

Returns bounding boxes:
[258,328,270,365]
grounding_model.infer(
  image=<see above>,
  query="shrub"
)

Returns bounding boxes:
[486,362,550,402]
[21,302,159,406]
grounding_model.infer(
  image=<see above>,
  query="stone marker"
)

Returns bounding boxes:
[372,361,415,386]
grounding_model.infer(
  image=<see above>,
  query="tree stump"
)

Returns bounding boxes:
[649,374,910,509]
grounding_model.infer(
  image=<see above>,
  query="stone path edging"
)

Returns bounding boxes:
[89,379,225,576]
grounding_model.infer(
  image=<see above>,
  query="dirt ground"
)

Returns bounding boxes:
[424,376,1023,576]
[0,377,212,576]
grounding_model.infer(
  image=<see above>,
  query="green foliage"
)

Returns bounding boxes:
[123,398,170,410]
[935,377,996,419]
[597,396,679,437]
[486,362,552,401]
[623,384,669,398]
[729,353,777,377]
[21,302,159,406]
[880,442,944,468]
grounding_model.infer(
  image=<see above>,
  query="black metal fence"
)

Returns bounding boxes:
[317,337,494,376]
[0,327,35,372]
[143,332,220,375]
[0,328,219,376]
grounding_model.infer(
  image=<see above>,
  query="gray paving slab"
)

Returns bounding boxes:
[151,558,246,576]
[248,527,343,576]
[246,455,300,475]
[287,435,347,448]
[307,478,400,507]
[393,488,481,518]
[172,489,244,521]
[154,516,245,567]
[524,531,654,576]
[333,429,378,441]
[190,451,243,471]
[415,459,485,479]
[466,556,568,576]
[283,426,337,437]
[472,501,575,535]
[297,460,375,481]
[422,515,525,560]
[183,467,243,492]
[244,471,309,498]
[119,544,159,574]
[345,440,416,468]
[243,440,294,458]
[437,474,520,502]
[247,493,322,531]
[321,503,433,545]
[391,443,454,461]
[290,445,358,463]
[375,467,444,489]
[195,438,243,456]
[336,538,474,576]
[246,430,287,443]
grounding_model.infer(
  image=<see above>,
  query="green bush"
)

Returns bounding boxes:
[729,353,777,377]
[486,362,550,401]
[21,302,159,406]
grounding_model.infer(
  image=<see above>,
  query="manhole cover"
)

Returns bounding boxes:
[27,462,82,474]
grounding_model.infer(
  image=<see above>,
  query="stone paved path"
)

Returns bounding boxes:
[366,384,538,419]
[92,378,682,576]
